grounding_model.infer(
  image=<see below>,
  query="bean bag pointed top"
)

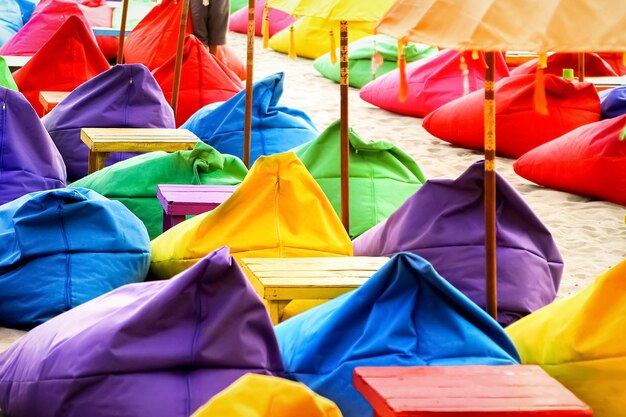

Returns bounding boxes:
[72,142,248,239]
[0,247,283,417]
[229,0,294,37]
[153,35,243,127]
[507,259,626,417]
[0,87,66,206]
[182,72,317,164]
[269,16,374,60]
[0,58,17,91]
[423,74,601,158]
[511,52,618,78]
[0,0,22,47]
[150,152,353,279]
[314,35,437,88]
[353,161,563,326]
[294,120,426,238]
[600,86,626,119]
[215,45,247,81]
[0,187,150,329]
[43,64,175,182]
[0,0,93,56]
[359,49,509,118]
[513,114,626,206]
[276,253,520,417]
[12,16,110,116]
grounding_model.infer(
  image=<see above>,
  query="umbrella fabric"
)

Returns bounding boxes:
[0,58,17,90]
[0,0,22,47]
[182,72,317,164]
[0,86,66,206]
[0,188,150,329]
[506,259,626,417]
[72,143,247,240]
[359,49,509,118]
[192,374,342,417]
[152,35,243,127]
[352,161,563,326]
[269,16,374,59]
[43,64,175,182]
[313,35,437,88]
[513,114,626,206]
[510,53,617,78]
[229,0,294,37]
[293,120,425,238]
[150,152,352,279]
[12,16,110,116]
[423,74,601,158]
[0,247,284,417]
[600,86,626,119]
[275,253,520,417]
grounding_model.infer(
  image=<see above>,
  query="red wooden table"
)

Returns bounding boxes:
[353,366,592,417]
[156,184,237,231]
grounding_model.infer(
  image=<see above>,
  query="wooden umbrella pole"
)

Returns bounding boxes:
[578,52,585,82]
[484,51,497,321]
[339,20,350,233]
[243,0,256,168]
[171,0,191,118]
[116,0,130,64]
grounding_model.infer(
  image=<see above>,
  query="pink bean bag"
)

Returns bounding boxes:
[229,0,294,37]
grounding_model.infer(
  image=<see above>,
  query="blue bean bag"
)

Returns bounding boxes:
[182,72,318,164]
[275,253,520,417]
[600,86,626,119]
[0,0,22,47]
[0,188,151,329]
[15,0,37,24]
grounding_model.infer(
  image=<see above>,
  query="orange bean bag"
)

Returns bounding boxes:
[423,74,601,158]
[511,53,617,78]
[513,114,626,206]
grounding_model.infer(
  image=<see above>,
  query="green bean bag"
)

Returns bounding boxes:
[230,0,247,13]
[313,35,436,88]
[0,58,17,91]
[112,0,154,30]
[71,143,247,239]
[293,120,426,238]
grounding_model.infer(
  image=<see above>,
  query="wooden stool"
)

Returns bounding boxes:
[240,257,389,324]
[2,55,31,73]
[39,91,71,115]
[156,184,237,231]
[353,365,593,417]
[80,128,200,174]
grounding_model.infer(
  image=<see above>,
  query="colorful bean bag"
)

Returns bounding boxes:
[359,49,509,118]
[314,35,437,88]
[12,16,110,116]
[423,74,601,158]
[0,247,283,416]
[510,52,618,78]
[600,86,626,119]
[269,16,374,60]
[15,0,38,24]
[150,152,353,279]
[152,35,243,127]
[513,114,626,206]
[230,0,247,13]
[293,120,426,238]
[215,45,246,81]
[183,72,317,164]
[43,64,174,182]
[597,52,626,76]
[0,0,22,47]
[0,58,17,91]
[275,253,520,417]
[77,0,117,60]
[193,374,341,417]
[72,143,247,240]
[0,86,65,206]
[0,187,150,329]
[229,0,294,37]
[506,259,626,417]
[353,161,563,326]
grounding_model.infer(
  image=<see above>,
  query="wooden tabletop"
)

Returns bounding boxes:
[80,128,200,152]
[39,91,71,109]
[2,55,31,72]
[156,184,238,215]
[587,76,626,90]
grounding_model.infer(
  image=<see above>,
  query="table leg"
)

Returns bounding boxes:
[88,151,108,174]
[267,300,290,325]
[162,213,186,232]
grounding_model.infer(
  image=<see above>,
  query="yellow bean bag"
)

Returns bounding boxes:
[268,16,374,60]
[192,373,342,417]
[507,258,626,417]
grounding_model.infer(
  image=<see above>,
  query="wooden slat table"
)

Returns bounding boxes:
[91,27,131,37]
[505,51,539,66]
[39,91,71,115]
[240,256,389,324]
[80,128,200,174]
[353,366,593,417]
[2,55,31,72]
[586,76,626,91]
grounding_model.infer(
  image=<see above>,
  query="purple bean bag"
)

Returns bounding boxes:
[42,64,175,181]
[0,247,283,417]
[0,86,66,206]
[353,161,563,326]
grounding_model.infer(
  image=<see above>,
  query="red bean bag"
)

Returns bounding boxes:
[514,114,626,206]
[12,16,110,116]
[359,49,509,118]
[78,0,117,60]
[229,0,294,37]
[511,53,617,78]
[597,52,626,76]
[215,45,246,81]
[423,74,601,158]
[152,35,243,127]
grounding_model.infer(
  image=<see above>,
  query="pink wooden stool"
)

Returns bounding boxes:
[353,365,592,417]
[156,184,237,231]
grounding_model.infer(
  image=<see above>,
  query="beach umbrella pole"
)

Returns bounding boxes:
[171,0,190,118]
[339,20,350,232]
[578,52,585,82]
[484,51,497,321]
[243,0,255,167]
[116,0,130,64]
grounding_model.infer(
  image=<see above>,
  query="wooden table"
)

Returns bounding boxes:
[505,51,539,66]
[39,91,71,115]
[80,128,200,174]
[156,184,237,231]
[353,366,593,417]
[240,256,389,324]
[2,55,31,72]
[586,76,626,91]
[91,27,132,37]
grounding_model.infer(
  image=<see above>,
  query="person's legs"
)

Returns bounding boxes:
[206,0,230,53]
[189,0,210,45]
